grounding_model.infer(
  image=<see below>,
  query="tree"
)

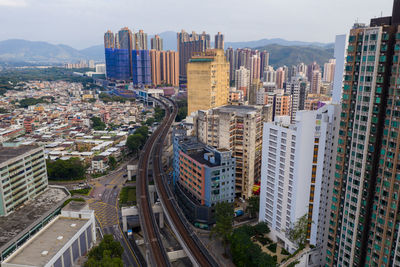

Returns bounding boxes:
[145,117,155,126]
[175,99,188,122]
[247,195,260,218]
[229,225,276,267]
[46,157,86,181]
[287,213,309,246]
[91,116,106,131]
[108,156,117,170]
[253,222,270,236]
[210,202,234,256]
[126,126,149,155]
[85,235,123,267]
[154,106,165,122]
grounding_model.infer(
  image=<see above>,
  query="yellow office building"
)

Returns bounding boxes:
[187,49,229,115]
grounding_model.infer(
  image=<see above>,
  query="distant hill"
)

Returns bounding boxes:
[0,39,86,63]
[80,45,104,61]
[225,38,333,50]
[0,36,334,66]
[254,44,334,67]
[0,39,106,64]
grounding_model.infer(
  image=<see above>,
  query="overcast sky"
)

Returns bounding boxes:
[0,0,394,49]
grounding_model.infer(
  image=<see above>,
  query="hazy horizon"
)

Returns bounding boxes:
[0,0,394,49]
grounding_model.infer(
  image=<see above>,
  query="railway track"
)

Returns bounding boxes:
[152,97,217,267]
[137,98,172,267]
[138,96,217,267]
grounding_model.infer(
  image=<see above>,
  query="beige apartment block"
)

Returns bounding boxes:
[196,105,272,198]
[187,49,229,115]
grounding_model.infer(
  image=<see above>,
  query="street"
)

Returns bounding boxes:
[86,163,142,267]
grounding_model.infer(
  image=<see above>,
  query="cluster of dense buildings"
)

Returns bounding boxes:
[1,2,399,265]
[165,28,340,233]
[103,28,228,88]
[257,3,400,267]
[168,2,400,267]
[104,27,180,86]
[65,59,95,69]
[0,80,157,174]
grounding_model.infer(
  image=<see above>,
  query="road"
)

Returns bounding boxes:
[86,165,143,267]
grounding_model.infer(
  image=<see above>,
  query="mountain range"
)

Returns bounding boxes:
[0,31,334,67]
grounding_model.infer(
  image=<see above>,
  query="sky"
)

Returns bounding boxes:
[0,0,394,49]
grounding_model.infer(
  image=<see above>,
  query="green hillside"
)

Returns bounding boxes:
[254,44,334,67]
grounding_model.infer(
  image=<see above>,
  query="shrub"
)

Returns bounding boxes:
[281,247,291,255]
[267,243,277,253]
[287,260,300,267]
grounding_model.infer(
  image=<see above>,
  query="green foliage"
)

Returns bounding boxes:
[91,116,106,131]
[253,44,334,68]
[108,156,117,170]
[69,187,91,196]
[145,117,155,126]
[0,67,95,85]
[229,224,277,267]
[287,214,309,247]
[126,126,149,154]
[247,195,260,218]
[18,96,53,108]
[281,247,290,255]
[284,244,305,261]
[119,186,136,206]
[210,202,234,255]
[46,157,86,181]
[99,92,126,103]
[154,106,165,122]
[85,235,123,267]
[92,171,108,178]
[253,222,270,236]
[267,243,277,253]
[175,99,187,122]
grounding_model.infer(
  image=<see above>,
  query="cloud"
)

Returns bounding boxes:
[0,0,28,7]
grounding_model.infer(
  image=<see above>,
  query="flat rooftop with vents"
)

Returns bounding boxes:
[0,186,69,261]
[2,201,95,267]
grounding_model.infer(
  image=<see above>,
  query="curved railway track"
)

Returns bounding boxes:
[138,96,217,267]
[152,97,217,267]
[137,99,172,267]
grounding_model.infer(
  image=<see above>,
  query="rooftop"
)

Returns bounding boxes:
[0,187,69,249]
[0,144,39,165]
[4,217,87,266]
[213,105,260,115]
[189,150,217,167]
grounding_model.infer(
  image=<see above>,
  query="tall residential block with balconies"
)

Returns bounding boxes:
[0,143,48,216]
[327,1,400,266]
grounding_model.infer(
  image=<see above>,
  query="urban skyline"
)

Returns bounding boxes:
[1,0,400,266]
[0,0,393,49]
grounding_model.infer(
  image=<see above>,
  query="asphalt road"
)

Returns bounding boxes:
[87,165,142,267]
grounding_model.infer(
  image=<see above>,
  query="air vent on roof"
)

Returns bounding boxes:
[41,251,49,256]
[57,236,63,240]
[71,223,77,227]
